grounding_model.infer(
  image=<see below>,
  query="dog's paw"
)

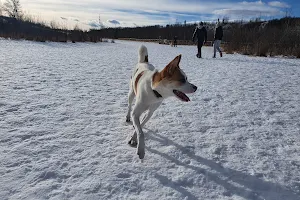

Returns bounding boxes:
[126,116,131,123]
[137,148,145,159]
[137,145,145,159]
[128,138,137,148]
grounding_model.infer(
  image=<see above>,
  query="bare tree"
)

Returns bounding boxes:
[2,0,22,19]
[0,1,2,16]
[50,20,59,29]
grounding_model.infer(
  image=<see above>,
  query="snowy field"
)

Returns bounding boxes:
[0,39,300,200]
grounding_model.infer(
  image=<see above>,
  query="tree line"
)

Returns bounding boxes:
[94,18,300,58]
[224,17,300,58]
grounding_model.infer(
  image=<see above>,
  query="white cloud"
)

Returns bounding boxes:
[213,8,281,17]
[240,0,264,6]
[88,21,101,28]
[107,19,120,25]
[268,1,290,8]
[213,1,284,19]
[20,0,289,29]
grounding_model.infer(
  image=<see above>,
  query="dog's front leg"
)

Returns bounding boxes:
[140,102,161,127]
[132,103,146,159]
[128,102,161,148]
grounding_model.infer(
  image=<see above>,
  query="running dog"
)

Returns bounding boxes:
[126,45,197,159]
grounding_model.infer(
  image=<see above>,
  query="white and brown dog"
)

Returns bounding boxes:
[126,45,197,159]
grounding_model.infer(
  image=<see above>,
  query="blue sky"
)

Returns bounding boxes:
[20,0,299,29]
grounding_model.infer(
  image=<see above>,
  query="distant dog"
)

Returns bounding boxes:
[126,45,197,159]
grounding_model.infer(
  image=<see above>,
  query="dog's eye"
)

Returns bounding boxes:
[179,79,186,83]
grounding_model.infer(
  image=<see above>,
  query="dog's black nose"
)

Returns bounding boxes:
[193,85,197,91]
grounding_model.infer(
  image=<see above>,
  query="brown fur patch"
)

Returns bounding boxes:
[134,71,145,94]
[152,55,184,88]
[152,71,162,88]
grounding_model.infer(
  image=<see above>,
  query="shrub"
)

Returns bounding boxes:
[224,17,300,57]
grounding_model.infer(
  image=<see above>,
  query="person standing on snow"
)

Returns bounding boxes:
[192,22,207,58]
[213,19,223,58]
[173,36,178,47]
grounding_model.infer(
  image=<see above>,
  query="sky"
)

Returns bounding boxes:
[15,0,300,29]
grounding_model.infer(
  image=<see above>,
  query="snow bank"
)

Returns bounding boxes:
[0,39,299,200]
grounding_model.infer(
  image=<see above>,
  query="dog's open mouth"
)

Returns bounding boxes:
[173,90,190,102]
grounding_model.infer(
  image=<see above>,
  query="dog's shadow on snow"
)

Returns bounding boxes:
[146,131,300,200]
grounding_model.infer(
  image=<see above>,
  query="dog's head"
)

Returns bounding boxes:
[152,55,197,102]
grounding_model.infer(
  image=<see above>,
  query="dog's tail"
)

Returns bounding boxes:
[138,45,148,63]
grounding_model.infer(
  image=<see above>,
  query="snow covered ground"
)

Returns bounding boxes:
[0,39,300,200]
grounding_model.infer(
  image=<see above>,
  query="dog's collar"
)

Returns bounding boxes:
[153,90,162,98]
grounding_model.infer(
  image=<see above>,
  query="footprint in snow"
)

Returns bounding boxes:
[116,173,131,179]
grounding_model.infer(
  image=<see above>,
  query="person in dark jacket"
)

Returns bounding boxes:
[173,36,177,47]
[192,22,207,58]
[213,20,223,58]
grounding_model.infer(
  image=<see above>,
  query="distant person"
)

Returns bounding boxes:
[192,22,207,58]
[173,36,178,47]
[213,19,223,58]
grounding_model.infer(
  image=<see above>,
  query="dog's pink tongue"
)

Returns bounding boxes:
[175,90,190,102]
[181,93,190,102]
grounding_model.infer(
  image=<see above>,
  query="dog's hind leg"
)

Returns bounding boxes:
[126,88,135,122]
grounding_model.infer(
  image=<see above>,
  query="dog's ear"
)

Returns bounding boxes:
[165,54,181,74]
[172,54,181,67]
